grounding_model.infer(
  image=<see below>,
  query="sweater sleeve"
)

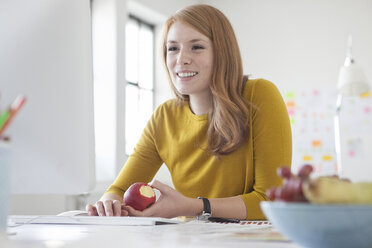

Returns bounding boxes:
[104,105,164,197]
[240,79,292,219]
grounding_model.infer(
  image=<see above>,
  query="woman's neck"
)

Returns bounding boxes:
[189,91,213,116]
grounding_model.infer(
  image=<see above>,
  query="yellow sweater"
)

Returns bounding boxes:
[105,78,292,220]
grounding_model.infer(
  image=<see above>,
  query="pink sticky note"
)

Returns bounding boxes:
[348,150,355,157]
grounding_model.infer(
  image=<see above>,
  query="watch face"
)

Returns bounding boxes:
[197,212,211,221]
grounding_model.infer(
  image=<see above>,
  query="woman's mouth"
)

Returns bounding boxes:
[177,72,198,78]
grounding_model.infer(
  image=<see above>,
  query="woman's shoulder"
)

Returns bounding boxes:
[245,78,278,91]
[243,78,281,100]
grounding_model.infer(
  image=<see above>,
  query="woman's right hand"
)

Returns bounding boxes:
[86,194,128,216]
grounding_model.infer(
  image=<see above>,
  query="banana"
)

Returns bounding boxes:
[302,176,372,204]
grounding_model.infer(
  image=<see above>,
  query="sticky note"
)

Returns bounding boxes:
[322,155,332,161]
[286,101,295,108]
[285,92,295,99]
[312,140,322,147]
[303,155,312,161]
[360,90,370,98]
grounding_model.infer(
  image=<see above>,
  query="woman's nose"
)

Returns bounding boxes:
[177,49,191,65]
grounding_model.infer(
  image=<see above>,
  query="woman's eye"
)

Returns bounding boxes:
[192,45,204,50]
[167,46,178,52]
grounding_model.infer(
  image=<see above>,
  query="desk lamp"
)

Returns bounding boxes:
[334,35,370,177]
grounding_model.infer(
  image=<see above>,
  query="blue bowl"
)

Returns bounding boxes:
[260,201,372,248]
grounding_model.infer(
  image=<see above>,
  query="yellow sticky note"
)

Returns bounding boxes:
[303,155,312,161]
[360,90,370,98]
[322,155,332,161]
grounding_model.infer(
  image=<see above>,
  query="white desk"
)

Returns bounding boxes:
[4,218,300,248]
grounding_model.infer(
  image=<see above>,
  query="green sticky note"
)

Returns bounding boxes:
[285,91,295,99]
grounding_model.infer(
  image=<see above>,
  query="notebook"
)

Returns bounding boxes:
[9,215,183,226]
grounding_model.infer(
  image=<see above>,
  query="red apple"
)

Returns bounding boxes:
[124,182,156,211]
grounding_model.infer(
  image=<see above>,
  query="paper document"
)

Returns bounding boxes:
[9,215,183,226]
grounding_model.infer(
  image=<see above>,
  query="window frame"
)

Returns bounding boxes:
[124,15,156,155]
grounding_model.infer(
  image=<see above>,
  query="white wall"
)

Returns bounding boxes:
[132,0,200,17]
[203,0,372,92]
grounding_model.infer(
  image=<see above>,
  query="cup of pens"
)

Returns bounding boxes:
[0,140,11,232]
[0,95,26,232]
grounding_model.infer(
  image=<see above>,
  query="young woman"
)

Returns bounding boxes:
[86,4,292,220]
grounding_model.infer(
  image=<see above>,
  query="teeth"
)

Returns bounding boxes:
[177,72,197,78]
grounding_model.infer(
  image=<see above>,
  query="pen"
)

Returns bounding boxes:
[208,217,240,223]
[0,95,27,136]
[0,110,10,130]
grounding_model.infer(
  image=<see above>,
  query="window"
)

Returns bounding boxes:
[125,16,155,155]
[92,6,155,181]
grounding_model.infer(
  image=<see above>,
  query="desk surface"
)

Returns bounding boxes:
[4,219,300,248]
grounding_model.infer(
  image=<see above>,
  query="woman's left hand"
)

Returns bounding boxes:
[123,180,201,218]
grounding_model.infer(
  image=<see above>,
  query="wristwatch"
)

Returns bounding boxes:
[197,197,212,221]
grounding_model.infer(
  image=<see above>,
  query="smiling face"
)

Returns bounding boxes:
[166,21,214,99]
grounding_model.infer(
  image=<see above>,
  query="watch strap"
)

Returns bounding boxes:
[197,197,212,220]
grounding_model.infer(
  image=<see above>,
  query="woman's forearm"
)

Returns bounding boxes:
[209,196,247,220]
[188,196,247,220]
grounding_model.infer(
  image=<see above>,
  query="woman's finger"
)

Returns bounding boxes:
[112,200,122,216]
[149,180,171,193]
[123,205,146,217]
[85,204,97,216]
[121,204,129,216]
[95,201,106,216]
[103,200,114,216]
